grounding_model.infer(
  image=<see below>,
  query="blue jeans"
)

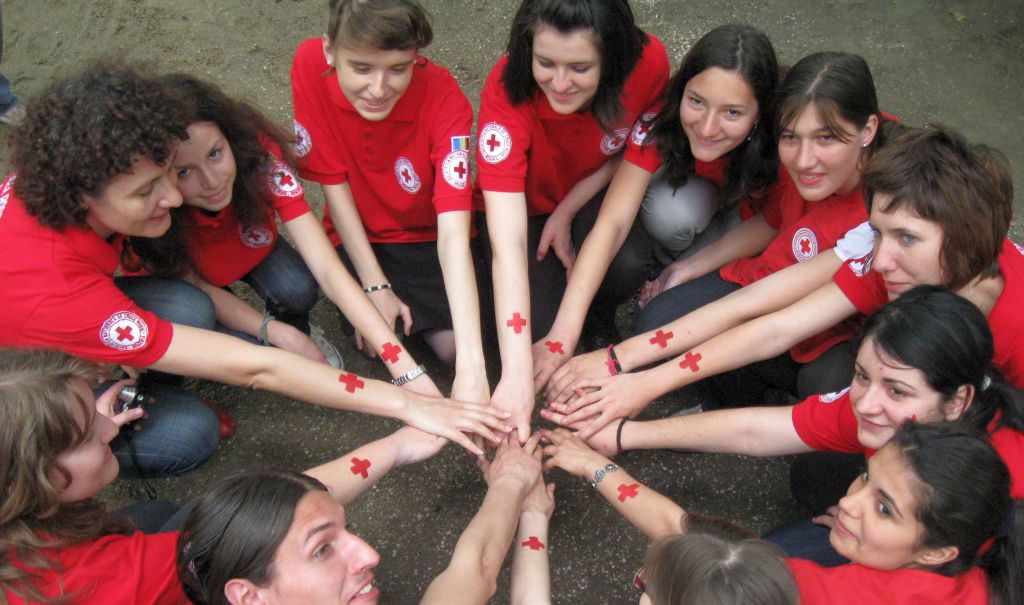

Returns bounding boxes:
[763,518,849,567]
[113,277,220,478]
[240,238,319,334]
[0,74,15,112]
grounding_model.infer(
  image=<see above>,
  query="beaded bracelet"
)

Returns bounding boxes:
[363,282,392,294]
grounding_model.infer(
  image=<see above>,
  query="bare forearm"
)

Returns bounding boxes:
[592,464,686,541]
[616,251,845,372]
[549,161,651,341]
[437,213,486,373]
[618,406,808,456]
[304,432,403,505]
[511,512,551,605]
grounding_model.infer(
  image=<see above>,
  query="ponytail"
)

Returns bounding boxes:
[980,500,1023,605]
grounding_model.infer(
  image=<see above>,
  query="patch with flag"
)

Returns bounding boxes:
[451,135,470,152]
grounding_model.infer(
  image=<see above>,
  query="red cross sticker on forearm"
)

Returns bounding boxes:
[507,312,527,334]
[380,342,402,364]
[350,457,371,479]
[521,536,545,551]
[338,372,366,393]
[678,351,702,373]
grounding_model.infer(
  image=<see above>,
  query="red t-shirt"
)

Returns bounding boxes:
[834,239,1024,388]
[791,388,1024,498]
[788,559,989,605]
[291,38,473,245]
[4,532,187,605]
[186,139,312,286]
[473,34,669,215]
[0,175,173,366]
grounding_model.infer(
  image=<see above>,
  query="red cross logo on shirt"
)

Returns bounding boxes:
[545,340,564,355]
[521,536,545,551]
[617,483,640,502]
[454,161,467,179]
[679,351,702,373]
[507,312,527,334]
[649,329,673,349]
[278,172,294,188]
[116,326,134,341]
[401,168,413,184]
[350,457,371,479]
[381,342,402,364]
[486,133,501,152]
[800,237,812,255]
[338,372,366,393]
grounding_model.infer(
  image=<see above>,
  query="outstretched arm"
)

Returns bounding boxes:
[436,210,489,405]
[586,405,811,458]
[511,471,555,605]
[151,324,510,456]
[305,426,446,506]
[546,280,857,439]
[542,429,684,540]
[545,248,844,405]
[283,211,441,394]
[533,159,650,391]
[484,190,535,439]
[421,432,542,605]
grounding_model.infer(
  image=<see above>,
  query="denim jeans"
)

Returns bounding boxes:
[113,277,220,478]
[0,73,15,112]
[763,518,849,567]
[241,238,319,334]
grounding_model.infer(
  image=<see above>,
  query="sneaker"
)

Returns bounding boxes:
[0,103,25,127]
[310,324,344,369]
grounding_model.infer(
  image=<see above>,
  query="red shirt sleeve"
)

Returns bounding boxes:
[476,56,533,194]
[427,69,474,214]
[790,389,865,453]
[291,37,349,185]
[832,255,888,315]
[27,245,173,368]
[623,108,662,173]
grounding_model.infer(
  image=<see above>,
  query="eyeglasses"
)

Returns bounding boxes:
[633,567,646,593]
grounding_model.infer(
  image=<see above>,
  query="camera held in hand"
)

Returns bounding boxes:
[116,382,155,414]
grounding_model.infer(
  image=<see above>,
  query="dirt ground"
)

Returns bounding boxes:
[2,1,1023,603]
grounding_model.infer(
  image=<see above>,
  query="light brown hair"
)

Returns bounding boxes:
[0,349,131,604]
[325,0,432,52]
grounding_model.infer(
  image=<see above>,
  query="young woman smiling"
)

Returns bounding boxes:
[542,126,1017,440]
[530,24,781,393]
[291,0,488,406]
[542,421,1024,605]
[128,74,442,394]
[476,0,669,437]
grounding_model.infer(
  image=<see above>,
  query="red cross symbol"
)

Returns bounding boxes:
[637,122,651,136]
[649,329,673,349]
[679,351,702,373]
[454,161,467,179]
[381,342,402,364]
[545,340,564,355]
[277,172,294,187]
[521,536,545,551]
[350,457,371,479]
[116,326,134,341]
[617,483,640,502]
[800,237,812,255]
[507,312,527,334]
[486,133,501,152]
[401,168,413,184]
[338,372,365,393]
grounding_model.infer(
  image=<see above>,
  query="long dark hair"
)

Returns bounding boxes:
[648,24,778,207]
[860,285,1024,435]
[501,0,647,132]
[125,74,294,278]
[890,422,1022,605]
[177,470,328,605]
